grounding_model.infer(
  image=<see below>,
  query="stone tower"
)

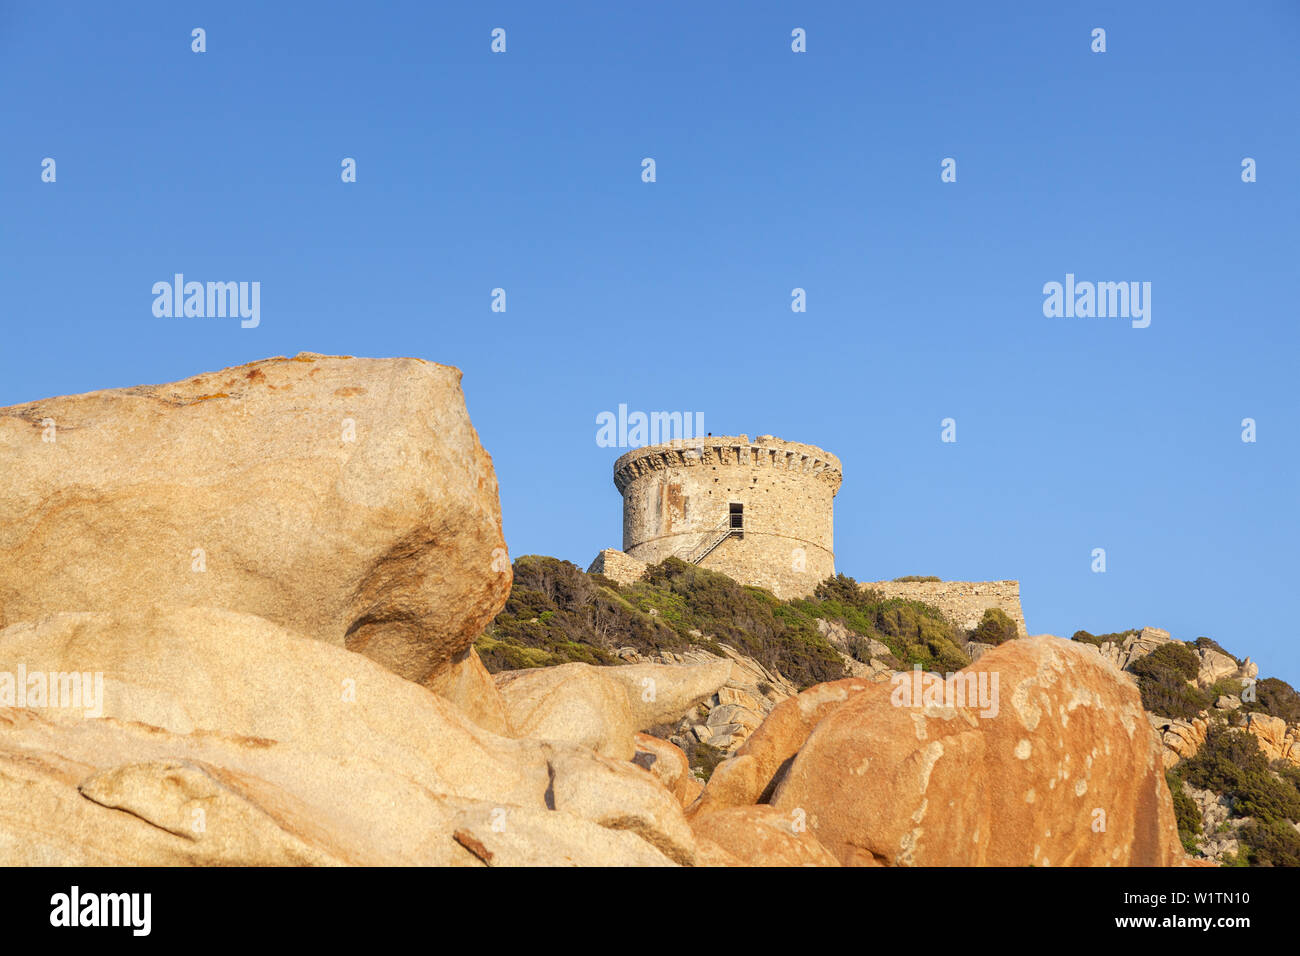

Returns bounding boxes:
[609,434,842,599]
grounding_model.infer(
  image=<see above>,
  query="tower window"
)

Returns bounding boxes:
[729,502,743,529]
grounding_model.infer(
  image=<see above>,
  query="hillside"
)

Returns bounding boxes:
[480,554,1300,867]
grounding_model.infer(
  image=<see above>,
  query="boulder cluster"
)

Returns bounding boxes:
[0,355,1196,866]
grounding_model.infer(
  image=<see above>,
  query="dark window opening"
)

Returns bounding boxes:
[729,502,744,530]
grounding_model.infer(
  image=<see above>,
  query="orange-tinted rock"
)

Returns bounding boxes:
[770,636,1189,866]
[633,733,700,806]
[690,806,841,867]
[689,677,875,818]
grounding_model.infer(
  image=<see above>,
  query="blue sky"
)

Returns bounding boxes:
[3,2,1297,684]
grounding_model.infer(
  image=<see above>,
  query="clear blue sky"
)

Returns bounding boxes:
[3,3,1297,685]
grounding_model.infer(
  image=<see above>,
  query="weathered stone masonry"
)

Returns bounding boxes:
[597,435,841,600]
[588,434,1029,634]
[863,580,1028,636]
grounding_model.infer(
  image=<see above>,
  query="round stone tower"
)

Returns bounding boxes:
[612,434,842,599]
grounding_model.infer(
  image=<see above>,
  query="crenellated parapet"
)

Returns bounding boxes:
[614,435,842,495]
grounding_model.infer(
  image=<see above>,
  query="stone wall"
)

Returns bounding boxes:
[587,549,648,587]
[612,435,841,600]
[863,579,1027,636]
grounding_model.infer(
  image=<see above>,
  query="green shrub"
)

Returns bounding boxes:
[1134,643,1202,682]
[638,559,847,689]
[1071,630,1105,648]
[476,555,691,672]
[970,608,1018,646]
[1136,676,1209,722]
[1242,677,1300,725]
[803,573,969,671]
[1166,770,1202,855]
[1237,819,1300,867]
[1206,678,1244,703]
[893,575,941,583]
[1129,643,1210,720]
[480,559,972,690]
[1073,628,1140,646]
[812,573,869,606]
[1218,848,1250,867]
[691,742,727,782]
[1179,726,1300,825]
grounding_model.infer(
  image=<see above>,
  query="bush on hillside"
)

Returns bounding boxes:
[1129,643,1210,720]
[1178,725,1300,825]
[1136,643,1202,682]
[634,558,848,689]
[969,608,1018,646]
[1237,819,1300,867]
[893,575,941,582]
[804,574,969,672]
[476,555,693,671]
[1166,770,1202,855]
[813,573,870,606]
[1071,628,1140,647]
[480,559,975,689]
[1242,677,1300,725]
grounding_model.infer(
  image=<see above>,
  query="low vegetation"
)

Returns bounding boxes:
[478,557,970,690]
[1129,643,1212,721]
[1166,770,1202,855]
[1069,628,1139,648]
[1242,677,1300,725]
[1172,724,1300,866]
[969,608,1018,646]
[795,574,969,672]
[480,555,1300,868]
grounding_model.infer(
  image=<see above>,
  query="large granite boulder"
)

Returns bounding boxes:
[767,636,1190,866]
[0,353,509,685]
[0,606,695,865]
[493,658,732,760]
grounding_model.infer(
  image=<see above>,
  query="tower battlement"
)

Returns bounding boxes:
[613,435,842,495]
[604,434,841,599]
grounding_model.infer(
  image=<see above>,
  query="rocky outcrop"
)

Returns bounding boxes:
[1095,627,1176,671]
[1147,703,1299,771]
[1244,712,1300,765]
[0,353,509,686]
[689,677,878,818]
[426,647,513,736]
[633,733,702,807]
[1090,629,1258,696]
[493,658,732,760]
[1181,781,1243,864]
[766,636,1189,866]
[1149,714,1209,769]
[619,643,800,757]
[689,806,842,867]
[0,605,698,865]
[816,619,897,680]
[0,357,1265,867]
